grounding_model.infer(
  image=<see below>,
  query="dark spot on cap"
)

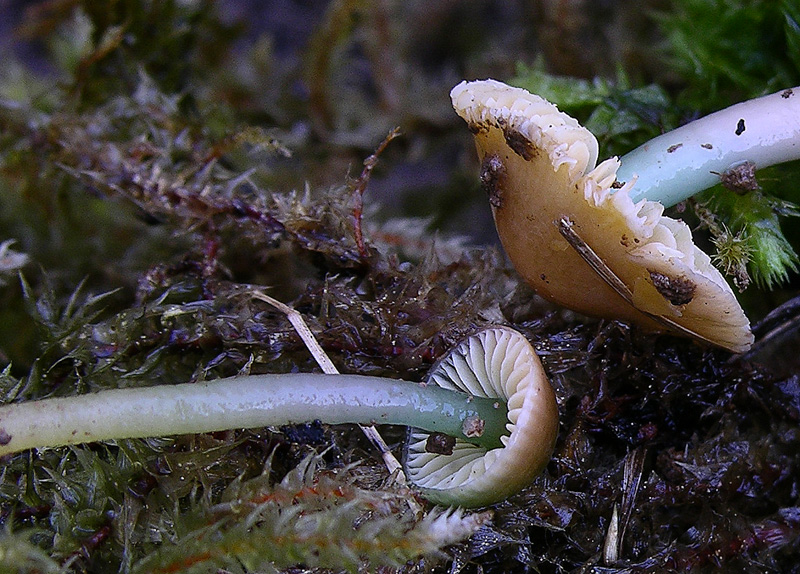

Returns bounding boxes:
[468,122,489,135]
[649,270,696,306]
[425,432,456,455]
[480,154,507,209]
[735,119,746,136]
[0,430,11,446]
[503,127,536,161]
[701,143,713,149]
[667,143,683,153]
[782,88,794,99]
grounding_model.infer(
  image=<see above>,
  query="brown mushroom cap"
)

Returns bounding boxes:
[451,79,753,353]
[404,327,559,508]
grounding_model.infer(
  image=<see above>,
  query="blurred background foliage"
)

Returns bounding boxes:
[1,0,800,572]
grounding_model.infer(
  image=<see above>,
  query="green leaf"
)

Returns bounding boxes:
[0,527,63,574]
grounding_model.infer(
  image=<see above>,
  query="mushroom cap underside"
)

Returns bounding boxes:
[404,327,559,508]
[451,79,753,353]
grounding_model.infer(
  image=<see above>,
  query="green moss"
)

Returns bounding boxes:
[655,0,800,110]
[697,185,800,289]
[512,61,681,158]
[2,1,800,572]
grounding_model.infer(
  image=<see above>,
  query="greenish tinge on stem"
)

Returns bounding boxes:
[0,373,510,456]
[616,87,800,208]
[613,87,800,288]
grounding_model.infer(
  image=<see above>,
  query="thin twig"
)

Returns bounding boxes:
[251,291,407,483]
[252,292,338,374]
[556,217,722,349]
[351,127,402,259]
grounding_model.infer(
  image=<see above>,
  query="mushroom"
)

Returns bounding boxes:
[0,327,558,507]
[450,80,800,353]
[405,326,558,507]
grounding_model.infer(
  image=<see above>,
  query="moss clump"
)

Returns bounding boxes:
[2,1,800,573]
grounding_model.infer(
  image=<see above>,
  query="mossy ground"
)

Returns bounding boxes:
[1,1,799,572]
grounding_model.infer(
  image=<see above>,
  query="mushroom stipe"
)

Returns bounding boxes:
[0,327,559,508]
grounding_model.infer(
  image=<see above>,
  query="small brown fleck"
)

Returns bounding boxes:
[480,154,507,208]
[0,430,11,446]
[735,118,746,135]
[503,127,537,160]
[462,415,485,439]
[718,161,760,194]
[649,271,696,306]
[611,180,625,189]
[782,88,794,99]
[667,143,683,153]
[701,143,713,149]
[637,422,659,442]
[621,234,630,247]
[468,122,489,135]
[425,432,456,455]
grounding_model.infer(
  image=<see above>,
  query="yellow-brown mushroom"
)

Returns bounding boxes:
[451,79,753,353]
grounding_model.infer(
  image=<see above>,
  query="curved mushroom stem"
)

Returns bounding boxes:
[617,87,800,206]
[0,373,509,457]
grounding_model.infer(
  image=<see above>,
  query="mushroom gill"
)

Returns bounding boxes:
[404,327,559,508]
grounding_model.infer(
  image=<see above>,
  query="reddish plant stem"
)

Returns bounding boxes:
[351,127,401,259]
[64,523,113,567]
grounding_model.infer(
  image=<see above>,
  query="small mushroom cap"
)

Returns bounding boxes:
[404,327,558,508]
[451,79,753,353]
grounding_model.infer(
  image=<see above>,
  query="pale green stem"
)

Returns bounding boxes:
[0,373,509,456]
[617,87,800,206]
